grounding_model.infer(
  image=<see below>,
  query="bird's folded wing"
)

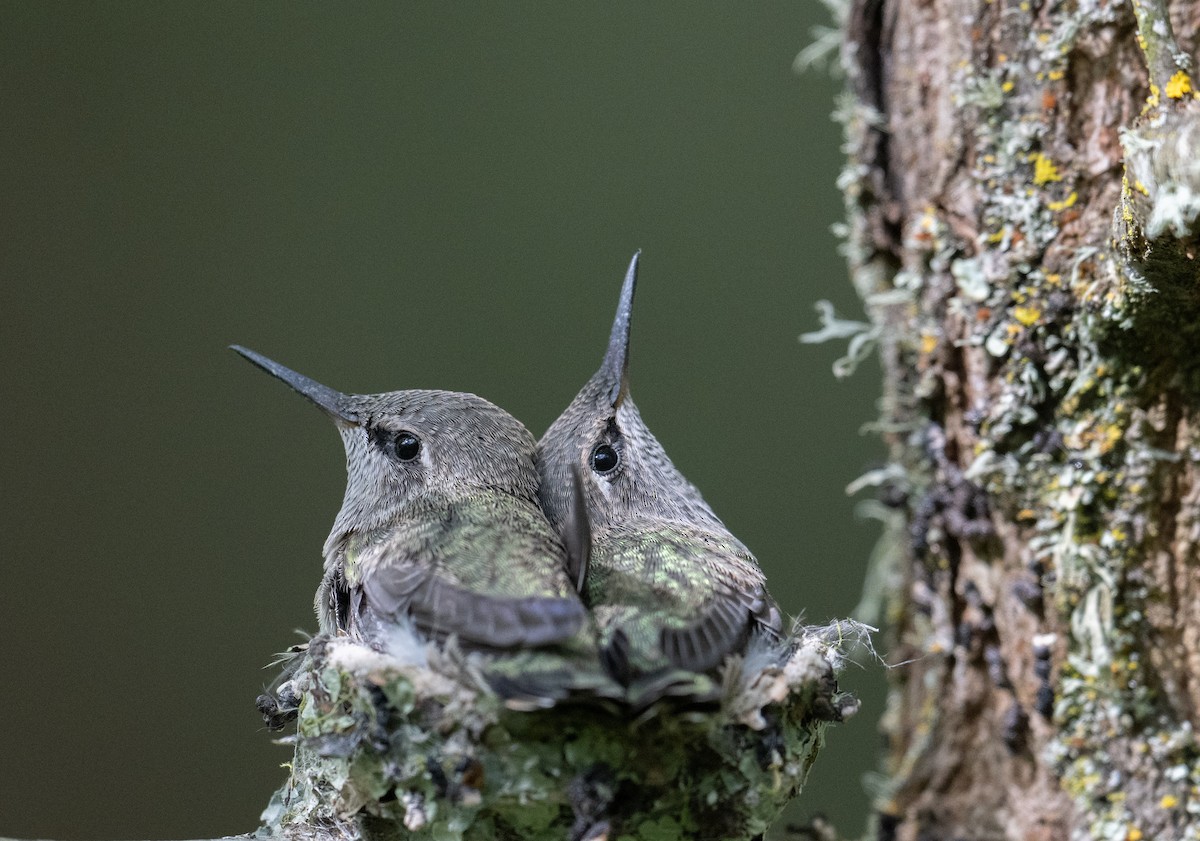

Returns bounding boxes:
[362,561,586,650]
[659,583,782,672]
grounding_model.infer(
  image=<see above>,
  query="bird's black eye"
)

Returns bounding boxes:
[393,432,421,461]
[590,443,619,474]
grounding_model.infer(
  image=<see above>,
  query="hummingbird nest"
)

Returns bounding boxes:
[258,620,865,841]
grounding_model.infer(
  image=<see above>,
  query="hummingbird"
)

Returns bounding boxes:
[536,254,783,705]
[232,346,607,707]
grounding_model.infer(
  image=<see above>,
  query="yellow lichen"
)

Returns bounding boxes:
[920,332,938,354]
[1160,794,1179,809]
[1049,192,1078,211]
[1002,80,1015,92]
[1048,68,1065,81]
[1127,827,1144,841]
[1032,153,1062,184]
[1066,770,1103,797]
[1098,424,1122,454]
[1165,71,1193,100]
[1014,306,1041,326]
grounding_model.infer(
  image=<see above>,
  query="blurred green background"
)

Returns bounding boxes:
[0,3,882,838]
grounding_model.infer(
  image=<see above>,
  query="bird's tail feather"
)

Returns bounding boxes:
[482,649,624,711]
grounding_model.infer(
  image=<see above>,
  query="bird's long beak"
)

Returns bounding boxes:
[230,345,359,425]
[562,464,592,593]
[598,251,639,408]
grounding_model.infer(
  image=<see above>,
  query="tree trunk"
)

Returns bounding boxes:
[836,0,1200,835]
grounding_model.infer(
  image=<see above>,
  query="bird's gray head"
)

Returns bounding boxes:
[232,346,542,556]
[537,254,728,537]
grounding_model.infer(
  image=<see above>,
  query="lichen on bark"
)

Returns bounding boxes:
[828,0,1200,835]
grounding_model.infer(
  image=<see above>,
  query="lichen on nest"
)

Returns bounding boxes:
[257,620,865,841]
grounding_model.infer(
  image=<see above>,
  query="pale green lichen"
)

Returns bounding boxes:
[793,0,850,75]
[799,300,880,379]
[1119,106,1200,241]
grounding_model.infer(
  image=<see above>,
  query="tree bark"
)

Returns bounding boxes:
[836,0,1200,835]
